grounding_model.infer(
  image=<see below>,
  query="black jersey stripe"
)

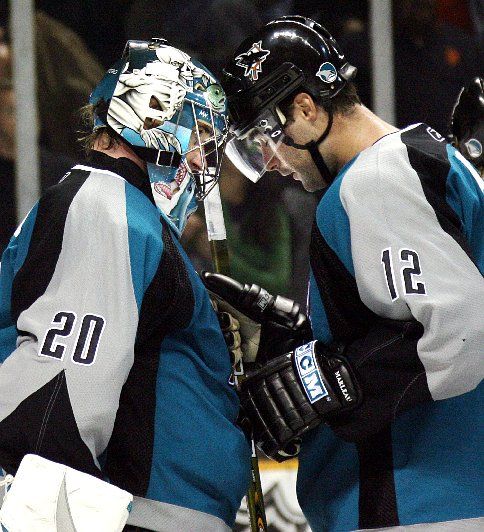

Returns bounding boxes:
[0,370,103,478]
[309,222,380,342]
[105,218,195,497]
[11,169,90,322]
[310,225,402,527]
[400,125,475,263]
[357,426,399,528]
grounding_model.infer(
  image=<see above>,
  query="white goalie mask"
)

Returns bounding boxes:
[89,39,229,234]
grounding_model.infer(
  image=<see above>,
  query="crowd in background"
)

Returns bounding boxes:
[0,0,482,306]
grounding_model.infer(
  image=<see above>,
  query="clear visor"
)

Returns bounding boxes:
[225,109,288,182]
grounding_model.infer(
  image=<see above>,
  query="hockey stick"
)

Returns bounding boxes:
[204,182,267,532]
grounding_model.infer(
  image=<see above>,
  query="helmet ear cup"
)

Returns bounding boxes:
[450,77,484,172]
[460,135,483,164]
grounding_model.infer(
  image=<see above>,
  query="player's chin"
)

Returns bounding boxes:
[301,177,325,192]
[277,168,293,178]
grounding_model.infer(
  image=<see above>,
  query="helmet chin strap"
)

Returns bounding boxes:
[281,106,336,185]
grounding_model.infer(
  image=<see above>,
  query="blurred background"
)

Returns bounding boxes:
[1,1,482,529]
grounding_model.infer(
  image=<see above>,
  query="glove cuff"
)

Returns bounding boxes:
[294,341,360,413]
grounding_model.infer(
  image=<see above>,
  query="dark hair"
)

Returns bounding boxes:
[77,101,120,154]
[280,81,361,122]
[0,2,9,43]
[324,81,361,114]
[0,76,12,90]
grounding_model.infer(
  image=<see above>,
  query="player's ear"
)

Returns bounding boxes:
[292,93,318,123]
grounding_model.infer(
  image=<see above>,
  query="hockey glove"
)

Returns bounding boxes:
[240,340,360,461]
[201,271,312,364]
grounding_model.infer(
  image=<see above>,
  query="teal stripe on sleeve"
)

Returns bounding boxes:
[315,158,357,277]
[0,204,39,361]
[308,270,333,344]
[125,183,164,310]
[309,157,358,344]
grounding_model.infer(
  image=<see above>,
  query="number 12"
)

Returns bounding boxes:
[381,247,427,301]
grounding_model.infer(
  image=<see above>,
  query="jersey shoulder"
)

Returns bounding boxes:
[338,123,478,202]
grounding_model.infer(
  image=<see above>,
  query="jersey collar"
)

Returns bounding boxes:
[88,151,155,206]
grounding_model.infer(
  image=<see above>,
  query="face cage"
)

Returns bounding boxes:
[177,100,228,201]
[225,107,289,183]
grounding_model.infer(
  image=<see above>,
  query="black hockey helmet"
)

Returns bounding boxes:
[221,16,356,183]
[450,77,484,169]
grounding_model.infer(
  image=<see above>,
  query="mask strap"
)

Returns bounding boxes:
[131,145,182,167]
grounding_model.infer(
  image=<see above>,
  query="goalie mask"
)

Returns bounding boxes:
[89,39,229,234]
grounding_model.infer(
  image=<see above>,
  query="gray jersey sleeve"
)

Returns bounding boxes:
[0,170,139,465]
[340,132,484,401]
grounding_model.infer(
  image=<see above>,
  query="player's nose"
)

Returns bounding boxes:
[261,145,280,172]
[187,148,205,172]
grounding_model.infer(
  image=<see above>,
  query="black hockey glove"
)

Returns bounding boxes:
[201,271,312,365]
[240,340,360,461]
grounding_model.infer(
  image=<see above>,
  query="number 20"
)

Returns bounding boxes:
[40,312,105,365]
[381,248,427,301]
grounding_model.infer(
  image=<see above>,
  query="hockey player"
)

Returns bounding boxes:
[450,76,484,178]
[0,39,250,531]
[203,16,484,531]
